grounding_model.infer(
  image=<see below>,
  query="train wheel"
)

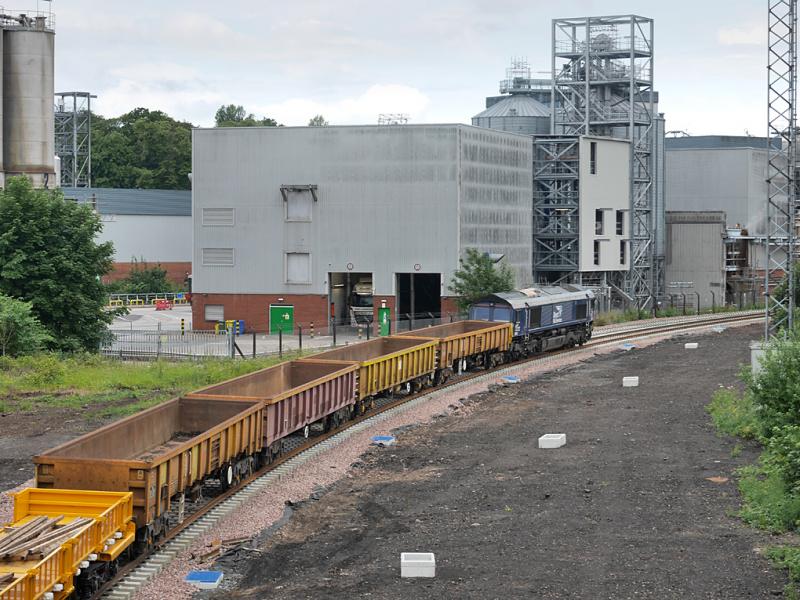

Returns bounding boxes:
[303,424,310,439]
[220,464,234,490]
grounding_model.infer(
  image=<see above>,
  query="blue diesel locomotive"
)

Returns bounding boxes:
[469,285,595,358]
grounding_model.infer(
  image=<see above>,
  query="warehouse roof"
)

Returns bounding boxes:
[61,187,191,216]
[665,135,778,151]
[473,95,551,119]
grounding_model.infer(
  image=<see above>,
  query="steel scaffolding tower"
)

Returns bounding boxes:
[549,15,656,306]
[766,0,798,337]
[54,92,95,187]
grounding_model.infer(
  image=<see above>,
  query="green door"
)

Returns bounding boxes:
[269,305,294,334]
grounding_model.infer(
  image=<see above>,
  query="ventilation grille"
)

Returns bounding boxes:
[202,208,235,226]
[202,248,235,266]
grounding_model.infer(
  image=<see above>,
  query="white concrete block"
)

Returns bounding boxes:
[622,376,639,387]
[401,552,436,578]
[684,342,699,349]
[538,434,566,449]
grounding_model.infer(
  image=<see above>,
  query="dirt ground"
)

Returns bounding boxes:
[0,407,102,490]
[211,324,789,599]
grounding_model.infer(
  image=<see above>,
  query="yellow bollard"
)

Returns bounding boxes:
[310,321,315,339]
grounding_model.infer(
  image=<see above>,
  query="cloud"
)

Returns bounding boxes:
[253,84,431,126]
[94,63,224,124]
[717,25,765,46]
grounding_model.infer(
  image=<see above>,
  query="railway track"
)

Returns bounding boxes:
[95,309,763,600]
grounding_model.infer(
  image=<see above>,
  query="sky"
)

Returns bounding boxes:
[53,0,766,135]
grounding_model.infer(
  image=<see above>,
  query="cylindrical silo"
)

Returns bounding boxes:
[3,19,55,188]
[472,95,550,137]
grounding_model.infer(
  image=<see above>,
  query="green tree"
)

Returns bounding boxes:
[308,114,329,126]
[106,258,176,294]
[214,104,279,127]
[92,108,192,190]
[0,177,115,351]
[0,294,51,356]
[449,248,515,311]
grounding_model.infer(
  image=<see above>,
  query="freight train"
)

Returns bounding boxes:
[1,285,593,600]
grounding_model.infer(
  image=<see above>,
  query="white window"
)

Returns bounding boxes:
[202,248,235,266]
[286,252,311,284]
[204,304,224,322]
[202,208,235,226]
[285,194,313,222]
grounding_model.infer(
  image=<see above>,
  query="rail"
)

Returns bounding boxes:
[93,310,763,599]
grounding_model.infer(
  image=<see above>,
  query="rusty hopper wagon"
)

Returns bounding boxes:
[186,359,359,460]
[0,488,135,600]
[304,337,438,409]
[395,320,513,380]
[33,397,265,543]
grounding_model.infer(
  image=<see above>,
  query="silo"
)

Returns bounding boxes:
[472,95,550,137]
[3,16,55,188]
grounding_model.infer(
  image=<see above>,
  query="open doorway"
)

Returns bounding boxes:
[329,272,373,326]
[396,273,441,319]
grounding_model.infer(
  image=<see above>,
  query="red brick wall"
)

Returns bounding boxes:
[440,296,462,318]
[371,295,396,324]
[191,293,329,333]
[104,261,191,286]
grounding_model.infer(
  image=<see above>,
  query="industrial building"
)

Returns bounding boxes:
[64,187,192,285]
[665,135,774,303]
[472,16,666,310]
[190,124,533,332]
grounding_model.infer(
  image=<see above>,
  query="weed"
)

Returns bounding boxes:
[737,463,800,533]
[706,387,761,439]
[731,443,743,458]
[768,546,800,583]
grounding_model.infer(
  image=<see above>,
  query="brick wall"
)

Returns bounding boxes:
[192,293,329,333]
[104,261,191,286]
[440,296,461,318]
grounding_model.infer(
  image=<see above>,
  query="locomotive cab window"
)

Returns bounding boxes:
[492,307,511,322]
[470,305,492,320]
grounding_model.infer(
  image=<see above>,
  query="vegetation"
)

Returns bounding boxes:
[449,249,515,311]
[308,114,329,126]
[0,295,51,356]
[105,259,181,294]
[0,352,303,419]
[0,177,115,352]
[92,108,192,190]
[706,337,800,585]
[214,104,280,128]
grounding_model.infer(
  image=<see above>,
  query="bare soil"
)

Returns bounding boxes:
[0,406,110,490]
[212,324,789,599]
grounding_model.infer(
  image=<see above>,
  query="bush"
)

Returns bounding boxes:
[750,336,800,433]
[765,426,800,494]
[0,294,51,356]
[706,387,761,439]
[105,258,179,294]
[737,463,800,533]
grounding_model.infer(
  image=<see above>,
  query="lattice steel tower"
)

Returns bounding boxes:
[766,0,798,337]
[54,92,95,187]
[549,15,656,306]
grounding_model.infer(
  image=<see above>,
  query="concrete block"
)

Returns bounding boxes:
[185,570,224,589]
[401,552,435,578]
[371,435,396,447]
[622,376,639,387]
[538,434,566,449]
[684,342,699,349]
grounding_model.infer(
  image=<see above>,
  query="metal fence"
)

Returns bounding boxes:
[101,330,234,359]
[107,292,189,308]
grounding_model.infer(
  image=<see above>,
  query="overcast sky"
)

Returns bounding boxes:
[54,0,765,135]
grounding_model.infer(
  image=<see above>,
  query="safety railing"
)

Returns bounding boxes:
[107,292,189,307]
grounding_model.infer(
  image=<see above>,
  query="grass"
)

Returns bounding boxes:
[592,303,758,328]
[706,387,761,440]
[0,351,304,419]
[768,547,800,596]
[737,463,800,533]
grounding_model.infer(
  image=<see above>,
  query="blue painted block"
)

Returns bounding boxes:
[371,435,396,447]
[502,375,521,384]
[620,343,636,351]
[185,570,224,589]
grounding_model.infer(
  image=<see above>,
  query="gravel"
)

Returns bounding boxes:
[133,320,756,600]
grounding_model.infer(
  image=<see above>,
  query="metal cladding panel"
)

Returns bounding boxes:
[264,368,356,445]
[3,29,54,175]
[191,124,533,295]
[471,115,549,136]
[61,187,192,216]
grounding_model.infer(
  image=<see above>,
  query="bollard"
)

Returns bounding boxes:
[278,328,283,358]
[332,320,337,346]
[181,318,185,337]
[214,323,220,335]
[252,332,256,358]
[358,326,363,340]
[298,324,303,352]
[310,321,315,339]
